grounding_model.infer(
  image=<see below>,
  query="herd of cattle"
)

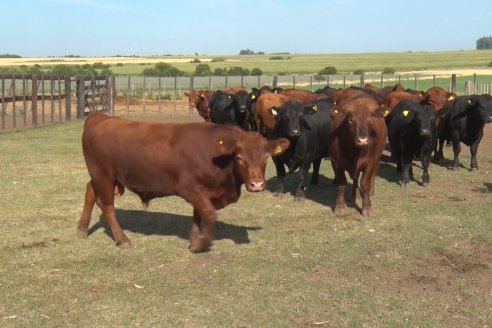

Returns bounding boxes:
[77,82,492,253]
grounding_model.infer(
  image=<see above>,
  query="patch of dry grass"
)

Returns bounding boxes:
[0,117,491,327]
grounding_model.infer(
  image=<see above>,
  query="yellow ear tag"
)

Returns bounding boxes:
[403,110,409,117]
[468,99,473,104]
[384,110,389,117]
[334,109,338,114]
[251,94,256,99]
[274,146,283,154]
[312,105,318,112]
[200,93,204,97]
[218,139,224,145]
[448,95,455,100]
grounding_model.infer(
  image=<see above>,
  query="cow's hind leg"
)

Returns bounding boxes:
[77,181,96,239]
[92,179,131,248]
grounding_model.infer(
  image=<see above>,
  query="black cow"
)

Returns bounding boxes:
[210,90,253,130]
[434,94,492,170]
[270,99,334,200]
[388,100,437,187]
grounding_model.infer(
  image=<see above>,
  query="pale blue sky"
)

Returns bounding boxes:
[2,0,491,56]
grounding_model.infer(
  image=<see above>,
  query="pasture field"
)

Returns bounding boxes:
[0,111,491,327]
[2,50,492,75]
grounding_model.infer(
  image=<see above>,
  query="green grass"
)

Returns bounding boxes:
[0,117,491,327]
[108,50,492,75]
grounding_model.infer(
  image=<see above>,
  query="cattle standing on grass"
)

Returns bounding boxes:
[210,90,254,130]
[388,100,437,187]
[327,97,387,216]
[269,99,334,200]
[434,94,492,170]
[77,113,289,253]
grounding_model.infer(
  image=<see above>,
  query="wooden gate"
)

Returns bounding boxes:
[76,76,114,118]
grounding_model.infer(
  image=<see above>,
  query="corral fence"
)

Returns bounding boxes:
[1,73,491,133]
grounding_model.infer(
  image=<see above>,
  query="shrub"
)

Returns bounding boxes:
[488,61,492,67]
[211,57,225,62]
[269,56,285,60]
[382,67,395,74]
[318,66,338,75]
[251,68,263,76]
[353,69,365,75]
[194,63,211,76]
[213,68,227,76]
[190,58,201,63]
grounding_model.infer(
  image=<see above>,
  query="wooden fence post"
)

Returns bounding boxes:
[77,77,85,119]
[1,75,5,130]
[65,76,71,120]
[273,76,278,89]
[31,75,38,127]
[359,74,364,87]
[450,74,457,94]
[109,76,115,115]
[293,75,296,89]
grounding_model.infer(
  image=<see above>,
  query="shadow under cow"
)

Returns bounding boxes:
[88,209,261,245]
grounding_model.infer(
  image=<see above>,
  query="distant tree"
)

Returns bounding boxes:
[143,62,184,76]
[318,66,338,75]
[382,67,395,74]
[227,66,249,76]
[476,36,492,50]
[239,49,255,55]
[213,68,227,76]
[190,58,201,63]
[210,57,225,62]
[194,63,212,76]
[488,61,492,67]
[353,69,365,75]
[251,68,263,76]
[0,53,21,58]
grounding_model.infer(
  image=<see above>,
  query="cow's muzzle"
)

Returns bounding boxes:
[420,129,430,136]
[246,179,265,192]
[356,137,369,146]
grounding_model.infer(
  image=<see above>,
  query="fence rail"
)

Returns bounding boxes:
[1,73,491,133]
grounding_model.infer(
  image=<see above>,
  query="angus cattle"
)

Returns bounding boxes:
[384,90,425,110]
[364,83,405,102]
[388,100,437,187]
[423,86,457,111]
[314,85,338,98]
[78,113,289,253]
[183,90,214,122]
[210,90,253,130]
[434,94,492,170]
[327,97,387,216]
[269,99,334,200]
[330,87,383,107]
[279,88,328,103]
[255,92,292,136]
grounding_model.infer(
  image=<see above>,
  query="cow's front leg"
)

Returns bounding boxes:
[189,204,216,253]
[332,161,347,215]
[450,131,461,170]
[294,168,308,201]
[272,157,286,197]
[360,171,372,216]
[470,131,483,171]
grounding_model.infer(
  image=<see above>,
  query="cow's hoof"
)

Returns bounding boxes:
[471,167,478,172]
[189,238,210,253]
[116,237,132,249]
[76,229,88,239]
[362,207,371,217]
[451,166,460,171]
[422,181,429,187]
[272,191,284,198]
[334,204,346,215]
[399,180,409,187]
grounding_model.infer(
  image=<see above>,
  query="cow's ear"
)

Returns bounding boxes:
[269,107,280,116]
[268,138,290,157]
[373,106,387,118]
[183,92,189,97]
[447,93,457,101]
[305,104,318,114]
